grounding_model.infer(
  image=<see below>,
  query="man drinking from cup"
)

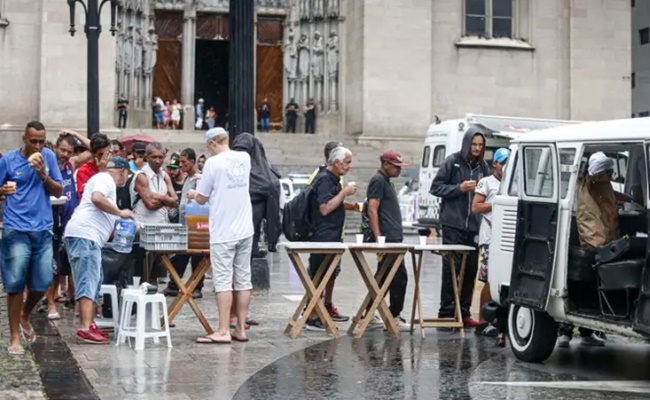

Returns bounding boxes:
[430,127,490,328]
[0,121,64,355]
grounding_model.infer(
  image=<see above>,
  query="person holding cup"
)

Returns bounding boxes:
[365,150,410,331]
[0,121,64,355]
[430,127,490,328]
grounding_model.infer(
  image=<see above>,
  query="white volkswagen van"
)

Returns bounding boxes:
[415,114,577,235]
[488,117,650,363]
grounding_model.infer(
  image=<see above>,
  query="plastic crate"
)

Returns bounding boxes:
[140,224,188,251]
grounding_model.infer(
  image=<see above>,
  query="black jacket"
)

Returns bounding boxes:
[430,127,490,233]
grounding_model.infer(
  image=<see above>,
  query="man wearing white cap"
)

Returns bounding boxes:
[559,152,632,348]
[188,127,254,344]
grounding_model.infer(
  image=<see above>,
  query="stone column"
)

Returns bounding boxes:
[229,0,256,137]
[181,6,197,130]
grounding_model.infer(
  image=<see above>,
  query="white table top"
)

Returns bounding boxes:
[278,242,348,251]
[411,244,475,252]
[347,243,413,250]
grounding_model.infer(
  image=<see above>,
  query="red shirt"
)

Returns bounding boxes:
[76,161,100,200]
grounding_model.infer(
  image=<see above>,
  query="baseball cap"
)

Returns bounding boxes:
[494,148,510,164]
[205,127,228,143]
[324,141,343,158]
[167,153,180,169]
[106,157,129,170]
[132,141,146,154]
[380,150,408,167]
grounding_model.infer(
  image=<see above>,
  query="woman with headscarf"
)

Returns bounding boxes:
[231,132,281,257]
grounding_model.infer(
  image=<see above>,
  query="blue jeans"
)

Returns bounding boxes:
[65,237,103,304]
[260,117,270,132]
[1,229,54,293]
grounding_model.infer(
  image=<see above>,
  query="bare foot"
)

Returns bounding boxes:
[196,332,231,344]
[232,329,248,342]
[20,315,36,343]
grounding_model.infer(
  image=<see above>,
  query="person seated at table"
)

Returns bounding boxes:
[64,157,133,344]
[304,147,357,332]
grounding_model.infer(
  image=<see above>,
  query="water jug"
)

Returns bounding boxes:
[185,202,210,250]
[113,218,137,253]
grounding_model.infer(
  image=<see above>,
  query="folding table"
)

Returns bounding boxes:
[152,250,213,334]
[347,243,411,338]
[409,244,475,338]
[280,242,346,339]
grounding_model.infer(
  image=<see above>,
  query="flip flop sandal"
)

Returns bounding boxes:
[232,335,249,343]
[7,345,25,355]
[20,325,36,344]
[196,336,231,344]
[229,323,251,330]
[245,318,259,326]
[47,312,61,321]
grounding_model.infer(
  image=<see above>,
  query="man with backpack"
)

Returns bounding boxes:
[430,127,489,328]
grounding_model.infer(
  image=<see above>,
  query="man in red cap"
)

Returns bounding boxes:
[365,150,410,330]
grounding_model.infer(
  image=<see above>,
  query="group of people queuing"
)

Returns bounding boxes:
[0,121,270,352]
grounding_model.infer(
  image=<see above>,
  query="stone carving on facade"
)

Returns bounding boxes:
[284,29,298,80]
[311,31,324,80]
[326,29,338,79]
[144,29,158,76]
[124,31,133,71]
[326,0,338,18]
[313,0,324,19]
[134,28,144,76]
[115,22,125,73]
[299,0,309,20]
[297,33,310,81]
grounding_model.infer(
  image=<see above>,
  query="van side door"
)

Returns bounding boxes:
[634,143,650,334]
[509,144,561,311]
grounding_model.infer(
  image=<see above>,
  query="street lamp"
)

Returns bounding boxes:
[67,0,119,137]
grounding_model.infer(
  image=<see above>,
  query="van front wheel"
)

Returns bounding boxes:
[508,304,557,363]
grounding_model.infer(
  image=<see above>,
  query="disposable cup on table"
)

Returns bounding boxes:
[133,276,141,287]
[356,234,363,244]
[377,236,386,245]
[419,236,428,246]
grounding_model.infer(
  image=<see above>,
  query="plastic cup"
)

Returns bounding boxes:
[6,181,16,194]
[356,234,363,244]
[419,236,428,246]
[133,276,141,287]
[377,236,386,246]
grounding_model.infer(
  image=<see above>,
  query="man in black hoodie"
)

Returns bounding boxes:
[430,127,490,327]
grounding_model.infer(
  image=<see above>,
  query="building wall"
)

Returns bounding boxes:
[344,0,631,139]
[343,0,364,136]
[632,0,650,116]
[0,0,116,132]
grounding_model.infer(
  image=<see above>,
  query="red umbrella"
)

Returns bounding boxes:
[119,134,155,153]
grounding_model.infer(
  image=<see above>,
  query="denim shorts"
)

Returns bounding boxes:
[65,237,103,304]
[155,112,164,124]
[1,229,54,293]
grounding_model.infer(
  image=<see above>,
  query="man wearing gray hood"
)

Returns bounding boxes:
[430,127,490,327]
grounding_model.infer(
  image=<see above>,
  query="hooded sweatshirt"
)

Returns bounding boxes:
[430,127,490,233]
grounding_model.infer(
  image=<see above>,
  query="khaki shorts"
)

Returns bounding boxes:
[210,236,254,293]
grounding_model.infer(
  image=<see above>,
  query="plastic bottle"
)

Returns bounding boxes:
[113,218,137,253]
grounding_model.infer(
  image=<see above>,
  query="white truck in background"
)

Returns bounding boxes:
[413,114,579,235]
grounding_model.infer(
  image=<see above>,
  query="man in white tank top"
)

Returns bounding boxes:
[132,142,178,280]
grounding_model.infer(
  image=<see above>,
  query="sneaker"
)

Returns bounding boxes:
[463,317,480,328]
[581,333,606,347]
[475,322,498,337]
[384,316,410,332]
[305,318,327,332]
[326,304,350,322]
[76,328,109,344]
[557,334,571,348]
[90,322,109,339]
[192,289,203,299]
[163,287,179,297]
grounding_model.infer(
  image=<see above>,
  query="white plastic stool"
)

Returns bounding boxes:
[116,291,172,350]
[96,285,120,332]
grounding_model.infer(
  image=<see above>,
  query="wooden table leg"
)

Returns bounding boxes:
[349,250,404,338]
[348,252,394,334]
[449,253,465,339]
[410,251,425,339]
[285,252,341,339]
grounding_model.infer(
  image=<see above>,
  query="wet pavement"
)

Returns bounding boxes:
[35,236,650,399]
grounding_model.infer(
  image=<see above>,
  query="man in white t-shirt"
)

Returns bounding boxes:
[471,148,509,340]
[64,157,133,344]
[188,128,254,344]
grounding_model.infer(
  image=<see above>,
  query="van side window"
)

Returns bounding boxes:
[421,146,431,168]
[508,152,519,196]
[432,146,446,167]
[523,147,554,198]
[559,149,577,199]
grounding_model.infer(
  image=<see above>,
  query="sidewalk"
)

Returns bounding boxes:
[0,284,45,400]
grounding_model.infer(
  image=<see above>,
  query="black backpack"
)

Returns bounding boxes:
[282,185,316,241]
[116,171,141,211]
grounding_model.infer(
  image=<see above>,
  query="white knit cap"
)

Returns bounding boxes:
[588,152,614,176]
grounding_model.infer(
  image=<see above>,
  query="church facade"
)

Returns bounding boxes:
[0,0,631,143]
